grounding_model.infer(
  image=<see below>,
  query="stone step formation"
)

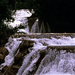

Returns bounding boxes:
[0,33,75,75]
[0,39,35,75]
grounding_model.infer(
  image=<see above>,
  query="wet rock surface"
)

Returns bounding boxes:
[1,33,75,75]
[0,47,9,64]
[0,39,35,75]
[28,15,37,32]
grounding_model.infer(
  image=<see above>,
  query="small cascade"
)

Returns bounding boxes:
[4,9,32,33]
[40,22,46,33]
[1,9,75,75]
[40,22,51,33]
[4,9,51,33]
[0,37,22,70]
[17,36,75,75]
[35,49,75,75]
[31,19,39,33]
[30,18,51,33]
[1,34,75,75]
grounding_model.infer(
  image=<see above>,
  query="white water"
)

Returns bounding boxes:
[30,19,51,33]
[4,9,32,33]
[31,19,39,33]
[0,37,22,70]
[1,35,75,74]
[17,37,75,75]
[35,50,75,75]
[4,9,51,33]
[16,36,75,75]
[2,9,75,75]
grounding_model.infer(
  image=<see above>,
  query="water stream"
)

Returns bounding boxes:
[4,9,51,33]
[1,9,75,75]
[0,35,75,75]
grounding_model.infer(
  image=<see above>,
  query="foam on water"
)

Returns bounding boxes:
[16,36,75,75]
[37,51,75,75]
[1,35,75,75]
[4,9,51,33]
[0,37,22,70]
[30,19,51,33]
[4,9,32,33]
[36,36,75,46]
[31,19,39,33]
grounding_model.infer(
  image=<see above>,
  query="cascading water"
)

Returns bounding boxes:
[0,37,22,70]
[30,19,51,33]
[4,9,51,33]
[17,35,75,75]
[30,19,39,33]
[4,9,32,33]
[1,9,75,75]
[1,34,75,75]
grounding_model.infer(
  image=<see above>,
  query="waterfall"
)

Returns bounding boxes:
[4,9,51,33]
[30,19,51,33]
[4,9,32,33]
[31,19,39,33]
[16,35,75,75]
[1,34,75,74]
[0,37,22,69]
[1,9,75,75]
[39,20,51,33]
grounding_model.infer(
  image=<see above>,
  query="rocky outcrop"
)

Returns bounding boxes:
[0,39,35,74]
[14,33,75,39]
[0,47,9,64]
[1,33,75,75]
[1,65,19,75]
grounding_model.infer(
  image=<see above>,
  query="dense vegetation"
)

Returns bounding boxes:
[0,0,26,46]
